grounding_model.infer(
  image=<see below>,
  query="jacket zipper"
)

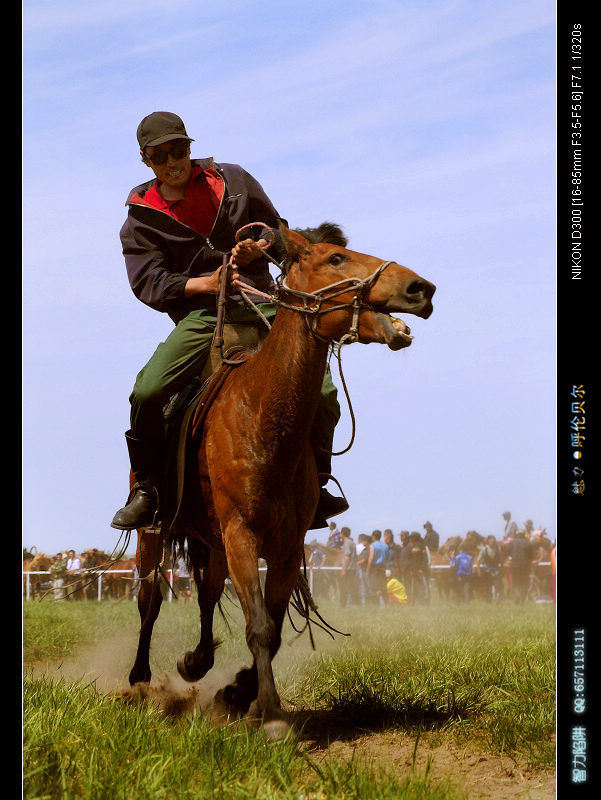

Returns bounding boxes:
[206,165,226,248]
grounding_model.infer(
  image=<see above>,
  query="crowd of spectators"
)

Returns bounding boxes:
[309,512,556,607]
[27,513,555,608]
[316,522,437,607]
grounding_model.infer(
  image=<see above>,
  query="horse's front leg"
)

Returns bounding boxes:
[177,547,228,682]
[225,535,298,739]
[263,549,304,654]
[128,579,162,685]
[128,530,164,686]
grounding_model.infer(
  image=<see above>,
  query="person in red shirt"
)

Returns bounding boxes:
[111,112,347,531]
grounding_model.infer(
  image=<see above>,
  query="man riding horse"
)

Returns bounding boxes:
[111,112,347,531]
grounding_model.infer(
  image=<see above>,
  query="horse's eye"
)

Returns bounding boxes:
[328,253,346,267]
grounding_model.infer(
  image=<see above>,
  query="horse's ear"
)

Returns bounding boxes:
[279,223,312,262]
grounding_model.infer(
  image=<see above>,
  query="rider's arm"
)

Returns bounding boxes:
[182,237,265,297]
[120,205,231,313]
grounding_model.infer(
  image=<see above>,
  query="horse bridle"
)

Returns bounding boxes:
[231,222,396,345]
[272,259,395,345]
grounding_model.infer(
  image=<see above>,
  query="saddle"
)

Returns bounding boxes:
[158,322,268,542]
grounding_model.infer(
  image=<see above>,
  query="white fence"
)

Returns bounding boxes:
[22,562,551,603]
[22,566,341,602]
[23,569,139,602]
[22,566,349,602]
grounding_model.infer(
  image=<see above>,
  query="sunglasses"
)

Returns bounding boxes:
[144,142,190,165]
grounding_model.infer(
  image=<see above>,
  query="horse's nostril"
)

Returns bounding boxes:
[407,280,425,296]
[406,279,435,300]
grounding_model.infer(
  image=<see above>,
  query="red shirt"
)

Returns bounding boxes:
[138,166,224,237]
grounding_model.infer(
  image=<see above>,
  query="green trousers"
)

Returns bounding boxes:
[129,304,341,482]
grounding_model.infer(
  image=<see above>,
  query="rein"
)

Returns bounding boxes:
[37,531,134,603]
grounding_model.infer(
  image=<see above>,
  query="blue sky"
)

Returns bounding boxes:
[22,0,556,556]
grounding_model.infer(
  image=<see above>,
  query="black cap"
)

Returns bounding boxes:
[137,112,194,150]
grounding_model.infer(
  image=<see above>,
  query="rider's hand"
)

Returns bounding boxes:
[215,263,240,293]
[183,264,240,297]
[230,238,267,267]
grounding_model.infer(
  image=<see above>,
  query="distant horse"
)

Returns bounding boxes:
[104,557,137,600]
[24,553,52,600]
[80,549,111,601]
[128,223,435,739]
[23,549,35,595]
[304,542,343,568]
[429,549,454,599]
[304,542,343,600]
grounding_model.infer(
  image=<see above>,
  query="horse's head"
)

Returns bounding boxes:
[31,553,51,570]
[279,224,435,349]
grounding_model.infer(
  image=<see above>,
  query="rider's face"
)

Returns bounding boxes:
[142,139,192,193]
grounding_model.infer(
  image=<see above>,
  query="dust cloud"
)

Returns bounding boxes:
[30,629,259,723]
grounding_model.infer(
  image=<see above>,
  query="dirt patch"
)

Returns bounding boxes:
[28,632,140,692]
[295,714,555,800]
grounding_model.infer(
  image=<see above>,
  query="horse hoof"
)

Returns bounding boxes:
[262,719,290,742]
[177,654,199,683]
[219,685,251,714]
[129,668,151,686]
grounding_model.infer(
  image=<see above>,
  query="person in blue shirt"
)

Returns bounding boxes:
[450,545,473,603]
[367,530,390,607]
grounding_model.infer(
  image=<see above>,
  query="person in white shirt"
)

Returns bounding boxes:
[65,550,83,600]
[66,550,81,572]
[175,555,195,606]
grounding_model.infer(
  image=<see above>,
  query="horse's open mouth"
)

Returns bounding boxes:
[377,313,413,350]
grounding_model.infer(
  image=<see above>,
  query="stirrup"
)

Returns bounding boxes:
[319,488,349,519]
[308,475,349,529]
[318,474,348,510]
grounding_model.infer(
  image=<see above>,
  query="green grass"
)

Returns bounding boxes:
[24,674,466,800]
[23,596,555,799]
[288,604,555,766]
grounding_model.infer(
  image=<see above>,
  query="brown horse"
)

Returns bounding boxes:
[24,553,53,600]
[304,541,344,601]
[128,224,435,739]
[103,557,137,599]
[80,549,114,601]
[303,542,343,568]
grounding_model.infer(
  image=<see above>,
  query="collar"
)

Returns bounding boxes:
[126,157,218,205]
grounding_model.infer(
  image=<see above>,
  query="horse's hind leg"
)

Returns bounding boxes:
[128,530,164,685]
[177,546,228,682]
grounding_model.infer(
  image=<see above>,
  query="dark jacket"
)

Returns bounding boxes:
[509,536,533,568]
[423,529,439,552]
[120,158,287,319]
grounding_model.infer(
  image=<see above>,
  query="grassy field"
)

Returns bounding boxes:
[23,594,555,800]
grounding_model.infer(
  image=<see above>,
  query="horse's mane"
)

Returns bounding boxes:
[294,222,348,247]
[281,222,347,275]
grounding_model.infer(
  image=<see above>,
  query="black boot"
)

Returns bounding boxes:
[110,433,161,530]
[319,486,349,519]
[111,483,158,530]
[308,474,349,530]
